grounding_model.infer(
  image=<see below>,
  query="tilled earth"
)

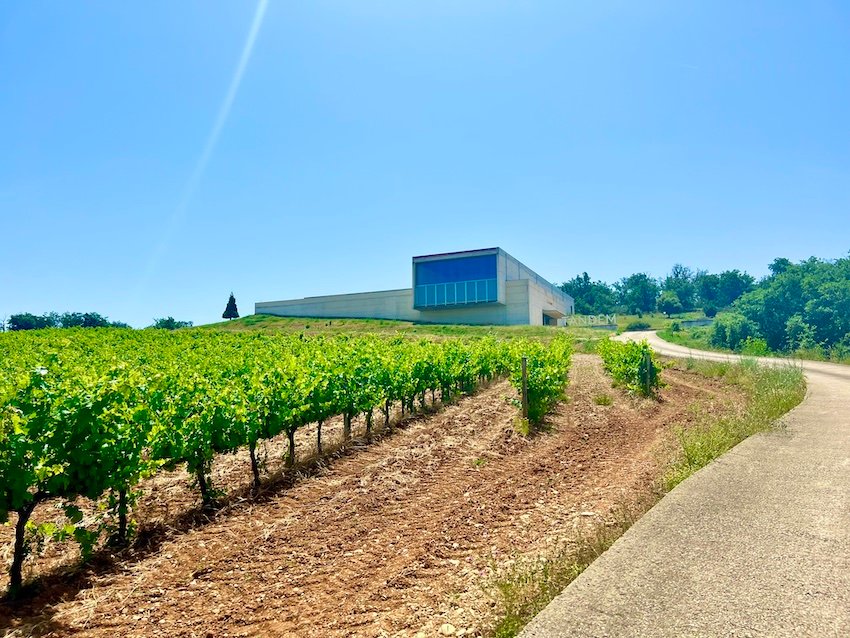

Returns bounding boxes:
[1,355,742,637]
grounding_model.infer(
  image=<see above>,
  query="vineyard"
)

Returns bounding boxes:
[0,328,572,598]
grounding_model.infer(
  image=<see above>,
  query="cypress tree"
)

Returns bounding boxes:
[222,292,239,320]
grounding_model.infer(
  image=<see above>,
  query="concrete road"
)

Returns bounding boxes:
[520,331,850,638]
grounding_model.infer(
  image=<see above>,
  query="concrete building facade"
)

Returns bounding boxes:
[255,247,574,326]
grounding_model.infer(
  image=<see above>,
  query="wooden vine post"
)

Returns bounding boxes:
[521,356,529,419]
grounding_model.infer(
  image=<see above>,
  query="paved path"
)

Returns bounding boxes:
[520,331,850,637]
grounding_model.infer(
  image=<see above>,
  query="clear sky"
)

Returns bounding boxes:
[2,1,848,327]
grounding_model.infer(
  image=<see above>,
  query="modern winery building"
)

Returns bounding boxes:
[255,247,574,326]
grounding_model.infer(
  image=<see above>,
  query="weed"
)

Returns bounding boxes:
[663,360,805,491]
[484,500,648,638]
[593,394,612,406]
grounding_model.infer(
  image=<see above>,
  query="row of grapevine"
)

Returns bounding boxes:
[596,338,662,397]
[0,328,572,597]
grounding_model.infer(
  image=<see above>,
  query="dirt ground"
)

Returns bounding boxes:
[1,355,743,637]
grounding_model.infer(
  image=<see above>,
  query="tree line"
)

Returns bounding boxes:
[711,255,850,355]
[3,293,238,331]
[559,265,755,316]
[561,253,850,357]
[0,313,193,332]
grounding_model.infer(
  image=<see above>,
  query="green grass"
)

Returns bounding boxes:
[658,326,722,351]
[659,326,850,365]
[663,358,806,491]
[593,394,613,406]
[485,357,806,637]
[614,311,705,332]
[207,313,714,349]
[204,313,610,348]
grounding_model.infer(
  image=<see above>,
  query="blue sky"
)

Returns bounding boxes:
[2,1,848,327]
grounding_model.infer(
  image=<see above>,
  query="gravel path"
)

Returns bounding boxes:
[520,331,850,638]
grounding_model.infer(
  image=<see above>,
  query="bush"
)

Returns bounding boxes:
[597,338,662,397]
[624,321,651,332]
[703,303,718,318]
[740,337,770,356]
[670,321,681,333]
[826,334,850,363]
[710,313,760,351]
[151,317,193,330]
[784,314,818,351]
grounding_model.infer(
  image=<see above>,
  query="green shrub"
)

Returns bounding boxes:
[784,314,818,351]
[670,321,681,333]
[710,313,761,351]
[703,303,718,318]
[624,321,651,332]
[596,338,662,397]
[739,337,770,356]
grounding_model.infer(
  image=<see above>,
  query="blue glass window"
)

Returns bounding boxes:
[415,255,497,285]
[414,254,498,308]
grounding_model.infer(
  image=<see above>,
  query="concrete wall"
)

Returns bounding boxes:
[255,289,421,322]
[527,278,569,326]
[255,281,536,325]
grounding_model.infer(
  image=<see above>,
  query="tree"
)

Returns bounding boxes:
[769,257,793,276]
[661,264,696,311]
[60,312,110,328]
[7,313,59,331]
[716,270,755,307]
[658,290,684,316]
[151,317,193,330]
[694,271,720,307]
[559,273,617,314]
[222,292,239,320]
[615,273,659,314]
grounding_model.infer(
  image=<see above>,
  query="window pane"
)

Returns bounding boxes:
[456,282,466,304]
[436,284,446,305]
[467,281,477,303]
[415,254,497,286]
[415,286,426,307]
[487,278,497,301]
[477,280,487,301]
[427,285,436,306]
[446,284,456,304]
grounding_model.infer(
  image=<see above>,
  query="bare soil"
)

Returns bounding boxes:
[1,355,743,637]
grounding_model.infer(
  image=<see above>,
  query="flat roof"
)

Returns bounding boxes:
[411,247,500,260]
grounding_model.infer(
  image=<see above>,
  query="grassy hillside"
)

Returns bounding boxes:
[205,312,702,347]
[205,314,608,347]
